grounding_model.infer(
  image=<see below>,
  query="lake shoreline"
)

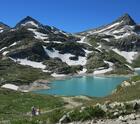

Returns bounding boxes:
[30,68,140,95]
[3,68,140,94]
[28,73,134,92]
[32,74,131,97]
[48,72,138,82]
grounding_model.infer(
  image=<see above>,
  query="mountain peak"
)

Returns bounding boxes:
[23,16,38,22]
[0,22,10,30]
[116,13,136,25]
[121,13,131,18]
[15,16,41,28]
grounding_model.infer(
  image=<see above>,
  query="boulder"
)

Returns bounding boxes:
[129,114,136,120]
[118,116,127,122]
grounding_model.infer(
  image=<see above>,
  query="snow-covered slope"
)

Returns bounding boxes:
[15,16,41,28]
[76,13,140,74]
[112,49,138,63]
[0,14,139,76]
[80,14,137,38]
[43,47,92,66]
[79,13,140,64]
[15,16,75,41]
[79,14,140,50]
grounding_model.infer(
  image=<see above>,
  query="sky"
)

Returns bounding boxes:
[0,0,140,33]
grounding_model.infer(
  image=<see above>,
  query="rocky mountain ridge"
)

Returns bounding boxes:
[0,22,10,33]
[0,13,140,81]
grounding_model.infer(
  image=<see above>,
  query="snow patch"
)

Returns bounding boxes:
[77,36,86,44]
[10,29,16,32]
[9,41,21,47]
[59,30,70,37]
[112,26,135,34]
[125,64,134,70]
[102,38,110,42]
[43,41,50,43]
[95,44,102,52]
[21,21,39,27]
[11,58,46,69]
[113,48,138,63]
[51,73,66,77]
[10,58,52,73]
[114,32,131,39]
[93,61,114,75]
[104,60,114,66]
[28,28,48,40]
[0,47,7,52]
[78,68,87,74]
[93,21,123,34]
[0,30,3,33]
[42,70,51,73]
[52,41,62,44]
[9,42,17,47]
[43,47,91,66]
[2,51,9,56]
[43,41,62,44]
[97,44,102,49]
[77,36,91,46]
[1,84,19,91]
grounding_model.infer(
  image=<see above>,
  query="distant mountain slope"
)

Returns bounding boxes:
[79,13,140,69]
[0,16,91,78]
[0,14,139,84]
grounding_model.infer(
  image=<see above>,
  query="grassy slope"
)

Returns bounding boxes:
[102,79,140,103]
[1,78,139,123]
[0,88,66,124]
[132,55,140,68]
[0,76,140,123]
[0,58,52,85]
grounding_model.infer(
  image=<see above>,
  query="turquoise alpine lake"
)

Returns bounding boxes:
[34,76,128,97]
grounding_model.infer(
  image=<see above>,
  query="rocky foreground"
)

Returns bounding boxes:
[67,115,140,124]
[58,99,140,124]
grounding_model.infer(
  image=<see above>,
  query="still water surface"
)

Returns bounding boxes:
[34,76,128,97]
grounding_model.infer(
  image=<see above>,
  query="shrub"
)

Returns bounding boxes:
[69,106,105,122]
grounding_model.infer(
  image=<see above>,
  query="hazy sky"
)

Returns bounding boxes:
[0,0,140,32]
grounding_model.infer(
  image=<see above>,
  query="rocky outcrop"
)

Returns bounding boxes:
[59,99,140,124]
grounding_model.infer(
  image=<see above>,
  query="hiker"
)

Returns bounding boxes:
[36,107,41,115]
[31,106,36,116]
[133,102,139,112]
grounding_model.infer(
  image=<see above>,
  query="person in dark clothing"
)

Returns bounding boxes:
[133,102,139,112]
[31,106,36,116]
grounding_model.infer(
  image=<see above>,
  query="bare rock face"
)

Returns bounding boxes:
[116,13,136,26]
